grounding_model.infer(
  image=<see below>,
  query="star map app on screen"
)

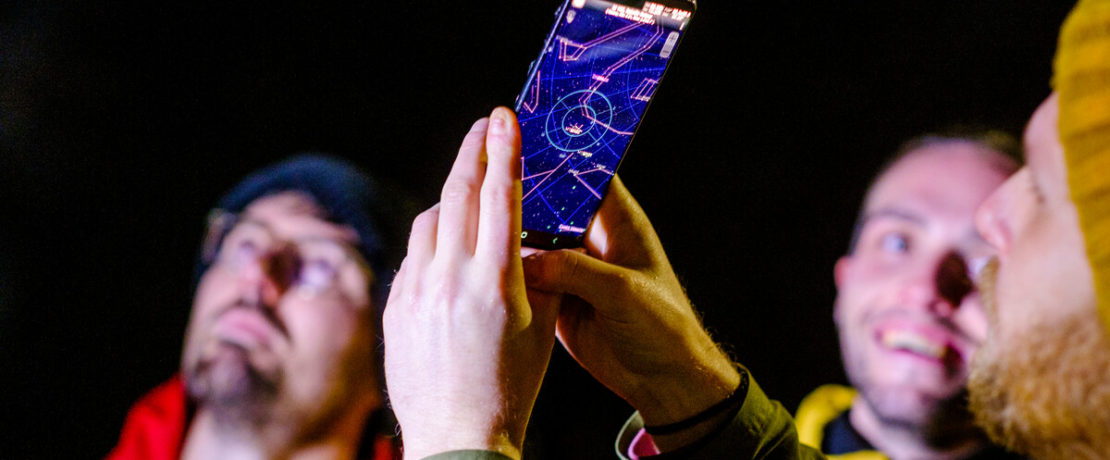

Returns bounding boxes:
[515,0,695,249]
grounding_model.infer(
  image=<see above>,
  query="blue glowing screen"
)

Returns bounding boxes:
[516,0,691,245]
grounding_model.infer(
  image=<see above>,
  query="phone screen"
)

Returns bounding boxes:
[516,0,694,249]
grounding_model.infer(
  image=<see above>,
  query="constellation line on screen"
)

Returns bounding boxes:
[515,0,693,248]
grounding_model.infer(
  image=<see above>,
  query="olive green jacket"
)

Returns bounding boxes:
[420,371,825,460]
[613,371,825,459]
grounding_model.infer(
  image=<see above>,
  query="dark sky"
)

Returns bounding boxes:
[0,1,1073,458]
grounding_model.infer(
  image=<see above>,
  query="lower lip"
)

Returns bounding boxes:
[215,314,273,349]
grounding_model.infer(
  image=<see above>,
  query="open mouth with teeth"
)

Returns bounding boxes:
[880,329,960,364]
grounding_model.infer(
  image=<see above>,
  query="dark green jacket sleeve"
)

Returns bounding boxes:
[615,371,827,459]
[421,450,515,460]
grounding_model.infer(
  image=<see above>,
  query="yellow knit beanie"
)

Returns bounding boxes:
[1055,0,1110,333]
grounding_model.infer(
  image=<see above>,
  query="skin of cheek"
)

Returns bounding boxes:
[183,270,239,372]
[835,258,899,385]
[990,148,1091,341]
[281,298,368,406]
[997,215,1091,340]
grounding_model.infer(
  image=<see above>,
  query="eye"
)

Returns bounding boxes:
[218,229,265,267]
[880,232,910,254]
[232,241,261,263]
[297,259,338,287]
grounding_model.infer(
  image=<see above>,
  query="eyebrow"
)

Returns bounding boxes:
[861,208,992,247]
[859,208,927,227]
[238,218,356,245]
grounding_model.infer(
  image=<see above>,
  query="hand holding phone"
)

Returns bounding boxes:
[521,176,741,449]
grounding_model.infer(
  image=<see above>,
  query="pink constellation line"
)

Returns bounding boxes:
[631,78,658,102]
[573,174,603,199]
[583,24,665,98]
[558,22,642,61]
[522,153,576,200]
[584,112,635,136]
[521,70,542,114]
[571,166,614,199]
[575,167,613,176]
[572,25,664,137]
[603,25,664,76]
[574,24,665,118]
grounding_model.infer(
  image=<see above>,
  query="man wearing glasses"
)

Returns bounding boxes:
[109,155,400,460]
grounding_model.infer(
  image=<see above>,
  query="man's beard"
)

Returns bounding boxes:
[970,260,1110,458]
[184,345,282,428]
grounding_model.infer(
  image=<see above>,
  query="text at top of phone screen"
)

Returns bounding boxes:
[518,0,691,238]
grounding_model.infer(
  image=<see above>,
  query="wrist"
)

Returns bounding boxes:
[643,370,747,435]
[638,366,748,453]
[633,337,741,426]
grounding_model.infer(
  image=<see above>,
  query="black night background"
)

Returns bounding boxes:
[0,1,1074,458]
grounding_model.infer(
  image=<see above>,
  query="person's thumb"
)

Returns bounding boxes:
[522,249,630,311]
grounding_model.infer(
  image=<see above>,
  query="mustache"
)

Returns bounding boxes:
[977,257,1000,321]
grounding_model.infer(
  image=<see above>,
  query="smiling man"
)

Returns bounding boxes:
[794,135,1023,459]
[109,155,400,460]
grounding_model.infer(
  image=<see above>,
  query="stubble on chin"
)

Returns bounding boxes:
[968,292,1110,458]
[184,344,282,428]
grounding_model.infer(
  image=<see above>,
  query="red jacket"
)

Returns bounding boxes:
[108,376,397,460]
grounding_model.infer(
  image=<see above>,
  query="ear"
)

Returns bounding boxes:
[832,256,852,323]
[834,255,851,289]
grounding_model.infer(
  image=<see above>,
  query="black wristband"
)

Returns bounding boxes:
[642,369,749,436]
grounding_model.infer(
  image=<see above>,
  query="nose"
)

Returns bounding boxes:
[975,173,1016,254]
[899,251,974,317]
[237,251,286,309]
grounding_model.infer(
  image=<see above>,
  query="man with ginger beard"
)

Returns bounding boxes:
[108,155,401,460]
[969,0,1110,452]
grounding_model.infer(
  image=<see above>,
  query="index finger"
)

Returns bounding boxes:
[436,118,490,259]
[475,107,523,263]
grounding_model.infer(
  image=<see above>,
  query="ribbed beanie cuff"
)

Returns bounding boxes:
[1056,0,1110,335]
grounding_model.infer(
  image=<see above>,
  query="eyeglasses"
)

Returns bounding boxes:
[203,210,370,300]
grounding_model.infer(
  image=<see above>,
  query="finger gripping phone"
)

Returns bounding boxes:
[515,0,696,249]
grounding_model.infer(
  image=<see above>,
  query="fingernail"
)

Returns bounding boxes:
[489,109,506,135]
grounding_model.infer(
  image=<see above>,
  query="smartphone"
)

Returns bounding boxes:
[515,0,696,249]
